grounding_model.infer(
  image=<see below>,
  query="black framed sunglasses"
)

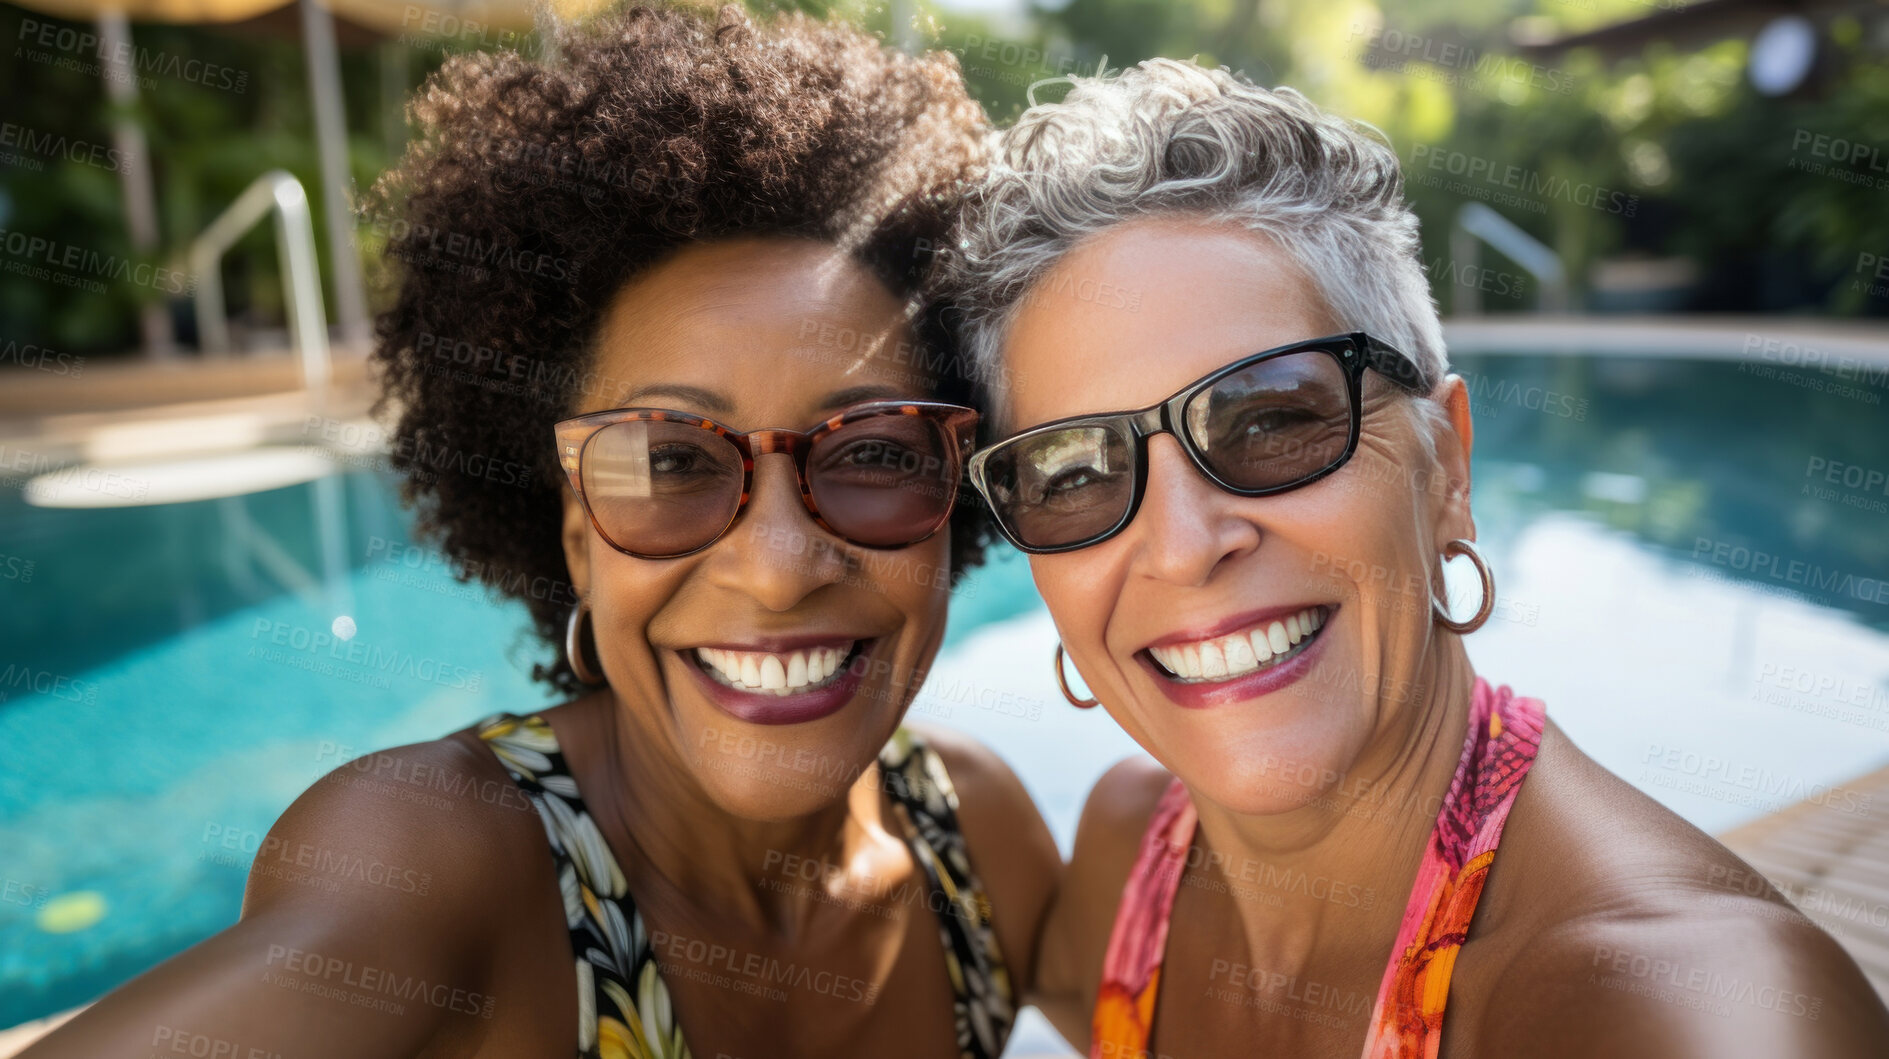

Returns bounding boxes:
[556,400,979,559]
[966,332,1430,554]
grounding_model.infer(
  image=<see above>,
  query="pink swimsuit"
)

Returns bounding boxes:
[1091,677,1546,1058]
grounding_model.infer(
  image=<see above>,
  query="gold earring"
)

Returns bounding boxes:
[1053,642,1099,708]
[1432,538,1496,634]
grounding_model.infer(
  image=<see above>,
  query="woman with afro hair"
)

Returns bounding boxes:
[22,4,1059,1058]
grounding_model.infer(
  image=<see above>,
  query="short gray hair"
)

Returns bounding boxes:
[948,58,1447,430]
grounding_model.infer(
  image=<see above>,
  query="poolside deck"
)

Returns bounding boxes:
[0,344,378,474]
[1717,761,1889,1005]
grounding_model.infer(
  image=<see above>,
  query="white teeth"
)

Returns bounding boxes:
[1224,634,1256,671]
[1248,627,1273,664]
[1147,608,1328,684]
[1267,622,1290,655]
[760,656,786,690]
[695,642,857,695]
[1200,640,1227,679]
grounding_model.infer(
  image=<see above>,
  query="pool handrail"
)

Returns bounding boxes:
[188,170,332,414]
[1450,201,1570,315]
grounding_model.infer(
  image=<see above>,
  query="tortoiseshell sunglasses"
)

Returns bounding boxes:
[555,401,980,559]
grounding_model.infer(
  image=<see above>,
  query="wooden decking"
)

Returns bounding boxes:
[1717,762,1889,1005]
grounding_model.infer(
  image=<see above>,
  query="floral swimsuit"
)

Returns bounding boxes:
[476,713,1014,1059]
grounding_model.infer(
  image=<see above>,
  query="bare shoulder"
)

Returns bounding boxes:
[1032,754,1175,1044]
[21,724,566,1059]
[1463,720,1889,1057]
[241,726,556,959]
[902,721,1062,993]
[1471,906,1888,1058]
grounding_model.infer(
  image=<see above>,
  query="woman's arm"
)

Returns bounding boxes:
[20,737,532,1059]
[910,723,1063,1002]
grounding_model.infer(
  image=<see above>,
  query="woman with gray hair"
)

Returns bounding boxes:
[951,58,1889,1057]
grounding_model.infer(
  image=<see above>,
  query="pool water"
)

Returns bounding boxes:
[3,352,1886,1031]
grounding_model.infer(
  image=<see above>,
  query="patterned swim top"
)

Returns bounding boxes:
[1091,678,1545,1059]
[476,713,1015,1059]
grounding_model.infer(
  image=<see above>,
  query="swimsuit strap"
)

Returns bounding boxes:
[1088,677,1546,1059]
[1090,778,1198,1054]
[476,713,1015,1059]
[878,727,1017,1059]
[1363,678,1545,1058]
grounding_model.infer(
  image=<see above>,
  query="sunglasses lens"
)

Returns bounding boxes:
[808,412,960,547]
[581,419,743,555]
[1184,348,1353,491]
[981,423,1134,550]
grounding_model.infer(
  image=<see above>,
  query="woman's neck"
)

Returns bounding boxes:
[564,688,896,937]
[1187,641,1479,960]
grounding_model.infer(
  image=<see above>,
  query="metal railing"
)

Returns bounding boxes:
[1449,201,1569,315]
[187,170,348,614]
[188,169,332,413]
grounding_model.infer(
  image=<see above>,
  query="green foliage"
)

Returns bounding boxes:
[5,0,1885,360]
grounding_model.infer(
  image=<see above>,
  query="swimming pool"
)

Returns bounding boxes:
[3,350,1887,1032]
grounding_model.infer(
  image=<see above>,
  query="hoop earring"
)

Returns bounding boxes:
[1053,642,1099,708]
[565,602,606,686]
[1432,538,1496,634]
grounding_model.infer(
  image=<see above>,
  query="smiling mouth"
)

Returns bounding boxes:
[691,640,871,696]
[1142,606,1332,684]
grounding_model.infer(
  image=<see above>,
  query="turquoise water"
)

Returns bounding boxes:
[3,352,1886,1029]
